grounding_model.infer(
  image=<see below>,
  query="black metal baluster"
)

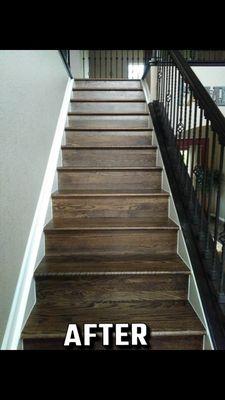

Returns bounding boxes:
[172,67,178,135]
[185,90,193,191]
[169,62,174,125]
[82,50,85,78]
[100,50,102,78]
[175,72,181,140]
[167,54,172,118]
[110,50,112,78]
[131,50,134,79]
[163,51,167,108]
[160,51,165,104]
[127,50,129,79]
[205,129,217,258]
[156,63,160,101]
[137,50,140,79]
[181,80,188,180]
[189,99,198,210]
[157,51,162,102]
[211,145,224,279]
[105,50,107,78]
[193,107,203,223]
[177,75,184,149]
[164,52,169,110]
[121,50,124,78]
[94,50,96,78]
[199,118,210,241]
[88,52,90,79]
[116,50,118,78]
[165,53,170,116]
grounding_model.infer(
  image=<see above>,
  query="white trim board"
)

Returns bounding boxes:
[1,77,74,350]
[152,130,213,350]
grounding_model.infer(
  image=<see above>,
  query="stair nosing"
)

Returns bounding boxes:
[45,227,178,232]
[35,270,190,278]
[22,328,205,340]
[44,224,179,232]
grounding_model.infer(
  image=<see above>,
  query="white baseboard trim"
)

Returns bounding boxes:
[1,77,74,350]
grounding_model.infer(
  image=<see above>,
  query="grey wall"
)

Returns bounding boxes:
[0,50,68,344]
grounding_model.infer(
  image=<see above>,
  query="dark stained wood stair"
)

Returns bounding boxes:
[22,79,205,350]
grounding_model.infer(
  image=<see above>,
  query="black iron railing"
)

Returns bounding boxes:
[148,50,225,66]
[180,50,225,65]
[59,50,73,78]
[146,50,225,348]
[80,50,152,79]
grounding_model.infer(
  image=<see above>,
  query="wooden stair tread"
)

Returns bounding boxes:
[44,217,178,231]
[35,254,190,277]
[57,166,162,171]
[22,300,205,338]
[73,87,143,92]
[61,145,157,150]
[52,189,169,197]
[71,99,146,103]
[68,112,149,116]
[65,127,153,131]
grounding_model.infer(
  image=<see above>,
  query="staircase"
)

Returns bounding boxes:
[22,79,205,350]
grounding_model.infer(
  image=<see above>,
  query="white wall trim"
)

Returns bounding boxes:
[142,75,213,349]
[153,131,214,350]
[1,77,74,350]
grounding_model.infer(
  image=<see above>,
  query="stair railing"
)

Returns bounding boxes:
[180,50,225,65]
[59,50,73,78]
[145,50,225,349]
[80,50,151,79]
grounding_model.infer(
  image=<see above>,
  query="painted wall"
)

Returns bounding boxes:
[0,50,68,345]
